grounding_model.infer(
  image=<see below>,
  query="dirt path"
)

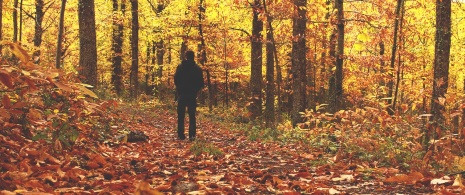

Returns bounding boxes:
[104,104,435,194]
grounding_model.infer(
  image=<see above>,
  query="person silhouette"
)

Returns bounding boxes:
[174,50,204,141]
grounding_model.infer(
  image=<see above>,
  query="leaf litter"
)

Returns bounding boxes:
[0,101,463,194]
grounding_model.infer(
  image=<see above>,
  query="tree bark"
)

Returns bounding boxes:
[263,0,275,128]
[0,0,3,53]
[250,0,263,120]
[334,0,344,112]
[33,0,44,63]
[291,0,307,126]
[13,0,18,42]
[427,0,451,144]
[387,0,403,114]
[78,0,98,86]
[111,0,125,96]
[56,0,66,69]
[130,0,139,99]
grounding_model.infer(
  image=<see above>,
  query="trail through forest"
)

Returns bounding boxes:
[0,101,459,194]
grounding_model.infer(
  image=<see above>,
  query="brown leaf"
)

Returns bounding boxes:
[2,95,12,109]
[0,70,13,89]
[0,108,11,119]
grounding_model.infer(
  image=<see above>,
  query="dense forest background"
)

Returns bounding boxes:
[2,0,465,192]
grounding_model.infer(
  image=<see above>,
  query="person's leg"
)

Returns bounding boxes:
[177,98,186,140]
[187,97,197,140]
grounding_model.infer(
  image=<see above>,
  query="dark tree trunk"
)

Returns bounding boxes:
[427,0,451,144]
[156,40,164,98]
[130,0,139,99]
[19,0,23,42]
[328,30,337,112]
[145,43,150,94]
[56,0,66,69]
[78,0,98,86]
[33,0,44,63]
[387,0,403,114]
[250,0,263,119]
[291,0,307,126]
[263,0,275,128]
[13,0,18,42]
[198,0,211,111]
[0,0,3,54]
[334,0,344,112]
[111,0,125,96]
[392,1,405,114]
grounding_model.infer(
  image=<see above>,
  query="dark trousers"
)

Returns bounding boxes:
[177,95,197,139]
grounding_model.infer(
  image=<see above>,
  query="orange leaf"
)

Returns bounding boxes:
[135,181,163,195]
[5,42,31,63]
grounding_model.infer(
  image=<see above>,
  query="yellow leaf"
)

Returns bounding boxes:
[53,81,74,92]
[453,174,464,188]
[354,43,364,51]
[75,84,98,99]
[357,33,369,42]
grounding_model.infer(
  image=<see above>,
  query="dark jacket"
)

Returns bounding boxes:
[174,60,204,96]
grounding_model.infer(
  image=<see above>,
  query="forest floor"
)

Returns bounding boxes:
[0,100,462,194]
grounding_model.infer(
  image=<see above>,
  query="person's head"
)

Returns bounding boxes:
[185,50,195,61]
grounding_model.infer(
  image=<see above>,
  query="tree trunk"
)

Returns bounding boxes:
[392,0,405,114]
[33,0,44,63]
[263,0,275,128]
[427,0,451,144]
[111,0,125,96]
[328,29,337,112]
[156,40,164,98]
[250,0,263,120]
[130,0,139,99]
[56,0,66,69]
[78,0,98,86]
[19,0,23,42]
[13,0,18,42]
[334,0,344,112]
[0,0,3,54]
[291,0,307,126]
[198,0,211,111]
[145,42,150,94]
[387,0,403,115]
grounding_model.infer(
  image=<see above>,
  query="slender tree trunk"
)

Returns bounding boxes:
[263,0,275,128]
[0,0,3,54]
[33,0,44,63]
[387,0,403,114]
[156,40,164,98]
[328,30,337,112]
[427,0,451,145]
[198,0,211,111]
[145,43,150,94]
[250,0,263,120]
[13,0,18,42]
[78,0,98,86]
[130,0,139,99]
[291,0,307,126]
[334,0,344,112]
[19,0,23,42]
[392,0,405,113]
[56,0,66,69]
[111,0,125,96]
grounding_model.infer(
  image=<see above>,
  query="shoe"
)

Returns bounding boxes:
[178,136,186,140]
[189,137,196,141]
